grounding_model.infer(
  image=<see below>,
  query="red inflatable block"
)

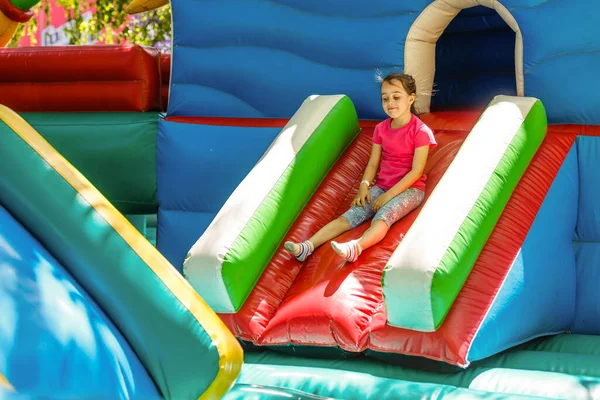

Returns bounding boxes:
[547,124,600,137]
[0,45,161,112]
[165,116,288,127]
[160,53,171,111]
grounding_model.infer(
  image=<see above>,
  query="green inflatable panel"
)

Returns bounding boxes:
[223,384,333,399]
[519,334,600,356]
[469,368,600,400]
[239,361,546,400]
[20,112,159,214]
[476,350,600,378]
[245,344,600,399]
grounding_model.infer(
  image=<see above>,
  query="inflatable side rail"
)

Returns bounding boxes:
[0,0,39,47]
[0,105,243,399]
[383,95,547,332]
[184,95,360,313]
[0,373,13,392]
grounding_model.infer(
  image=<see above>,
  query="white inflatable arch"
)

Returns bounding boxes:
[405,0,524,114]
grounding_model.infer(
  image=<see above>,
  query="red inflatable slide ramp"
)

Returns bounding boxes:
[219,112,576,367]
[0,45,161,112]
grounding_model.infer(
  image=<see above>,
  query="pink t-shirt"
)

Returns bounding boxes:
[372,115,436,191]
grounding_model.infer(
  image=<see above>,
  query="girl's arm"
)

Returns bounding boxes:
[361,144,383,186]
[352,144,382,207]
[385,145,429,197]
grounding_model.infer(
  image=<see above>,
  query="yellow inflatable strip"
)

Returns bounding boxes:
[0,105,243,399]
[0,9,19,48]
[126,0,169,14]
[0,373,14,392]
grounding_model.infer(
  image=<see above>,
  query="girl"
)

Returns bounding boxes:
[285,73,436,263]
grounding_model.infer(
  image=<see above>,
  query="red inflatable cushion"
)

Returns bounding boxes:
[0,45,161,112]
[160,53,171,111]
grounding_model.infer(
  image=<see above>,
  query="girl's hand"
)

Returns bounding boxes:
[372,192,392,212]
[352,185,371,207]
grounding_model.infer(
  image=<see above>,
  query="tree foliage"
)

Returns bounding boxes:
[9,0,171,50]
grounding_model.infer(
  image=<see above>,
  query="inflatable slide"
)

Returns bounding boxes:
[2,0,600,398]
[183,92,572,368]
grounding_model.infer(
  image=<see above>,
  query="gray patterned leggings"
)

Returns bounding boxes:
[341,186,425,228]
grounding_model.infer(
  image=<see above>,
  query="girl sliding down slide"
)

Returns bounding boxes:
[285,73,436,263]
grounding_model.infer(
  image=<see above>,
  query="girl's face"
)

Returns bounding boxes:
[381,80,415,119]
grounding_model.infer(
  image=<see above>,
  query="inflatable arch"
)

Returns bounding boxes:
[405,0,524,113]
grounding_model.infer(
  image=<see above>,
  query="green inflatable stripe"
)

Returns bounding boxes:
[11,0,39,11]
[20,112,159,214]
[224,384,336,400]
[430,100,547,329]
[222,97,359,309]
[0,119,222,398]
[245,347,600,398]
[468,367,600,399]
[238,364,543,400]
[519,333,600,356]
[476,350,600,377]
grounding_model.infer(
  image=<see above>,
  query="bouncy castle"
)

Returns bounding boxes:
[1,0,600,398]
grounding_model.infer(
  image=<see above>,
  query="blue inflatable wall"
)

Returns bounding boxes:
[572,136,600,334]
[156,120,279,269]
[169,0,431,119]
[168,0,600,125]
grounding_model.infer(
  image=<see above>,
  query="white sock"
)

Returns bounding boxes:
[331,240,362,262]
[284,240,314,262]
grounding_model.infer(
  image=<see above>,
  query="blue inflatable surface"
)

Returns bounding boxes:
[169,0,600,124]
[0,205,159,398]
[467,146,578,361]
[572,136,600,334]
[156,120,279,269]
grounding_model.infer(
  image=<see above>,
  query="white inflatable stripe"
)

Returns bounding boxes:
[183,95,344,313]
[385,95,537,331]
